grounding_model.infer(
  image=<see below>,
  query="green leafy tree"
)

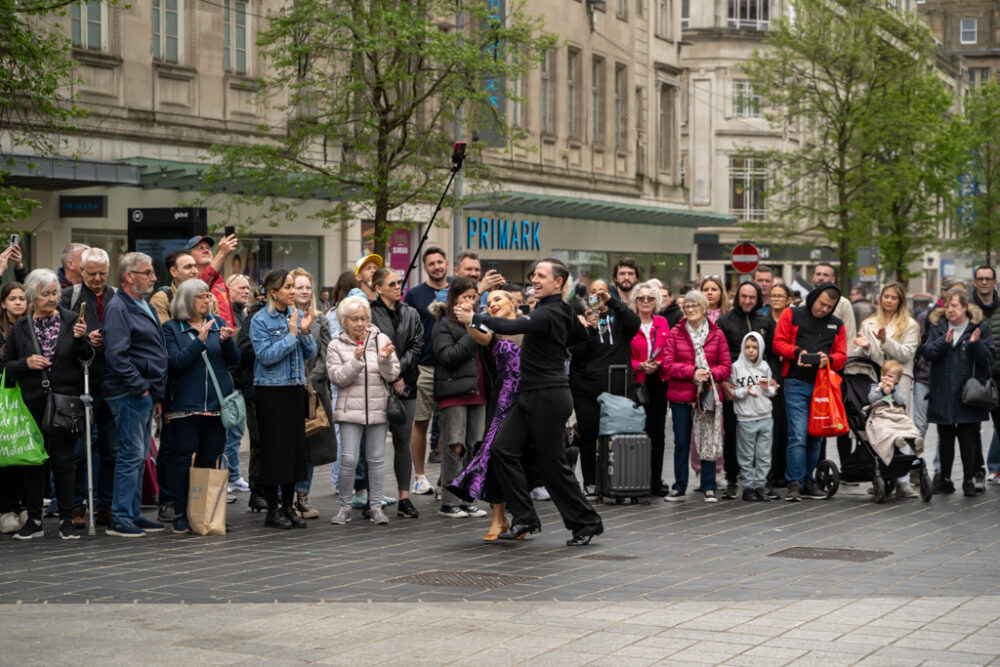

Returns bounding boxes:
[204,0,556,257]
[0,1,91,227]
[742,0,954,291]
[951,80,1000,266]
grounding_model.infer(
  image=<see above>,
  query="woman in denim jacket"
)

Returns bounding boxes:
[249,269,318,529]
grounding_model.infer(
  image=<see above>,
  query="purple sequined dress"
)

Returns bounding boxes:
[446,339,521,504]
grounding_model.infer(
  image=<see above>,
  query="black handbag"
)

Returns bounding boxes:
[27,315,86,435]
[384,380,407,426]
[962,361,999,410]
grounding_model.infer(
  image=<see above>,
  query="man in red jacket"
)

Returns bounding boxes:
[187,234,239,328]
[772,282,847,502]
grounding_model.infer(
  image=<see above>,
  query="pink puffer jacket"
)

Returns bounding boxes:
[663,318,731,403]
[326,324,400,425]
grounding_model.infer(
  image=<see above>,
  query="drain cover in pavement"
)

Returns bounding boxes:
[578,554,639,561]
[387,570,537,590]
[768,547,892,562]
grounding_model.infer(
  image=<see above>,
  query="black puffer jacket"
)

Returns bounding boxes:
[370,297,424,386]
[717,281,770,362]
[236,300,267,399]
[921,304,995,425]
[431,302,483,400]
[569,294,641,397]
[660,301,683,329]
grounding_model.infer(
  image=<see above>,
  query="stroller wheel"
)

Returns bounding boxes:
[815,460,840,498]
[873,475,886,504]
[919,461,933,502]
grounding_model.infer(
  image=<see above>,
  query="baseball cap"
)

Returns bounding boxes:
[185,235,215,251]
[355,253,384,275]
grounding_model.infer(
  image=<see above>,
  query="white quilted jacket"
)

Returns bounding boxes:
[326,324,400,425]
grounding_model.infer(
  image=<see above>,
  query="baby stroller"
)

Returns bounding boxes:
[814,357,933,503]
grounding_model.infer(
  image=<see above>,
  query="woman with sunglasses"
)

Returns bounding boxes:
[369,267,424,519]
[630,282,671,496]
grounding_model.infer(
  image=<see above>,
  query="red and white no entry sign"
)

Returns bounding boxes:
[731,242,759,274]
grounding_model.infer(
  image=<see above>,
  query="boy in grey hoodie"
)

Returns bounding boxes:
[730,332,778,501]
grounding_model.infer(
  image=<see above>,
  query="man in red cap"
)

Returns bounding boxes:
[187,233,239,328]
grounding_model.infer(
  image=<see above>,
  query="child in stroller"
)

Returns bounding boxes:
[865,360,925,489]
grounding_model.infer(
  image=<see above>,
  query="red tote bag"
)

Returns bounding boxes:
[808,361,849,438]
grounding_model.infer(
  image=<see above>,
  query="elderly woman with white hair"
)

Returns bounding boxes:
[162,279,240,534]
[662,289,731,503]
[326,295,400,525]
[2,268,92,540]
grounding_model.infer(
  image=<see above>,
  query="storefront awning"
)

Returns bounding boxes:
[3,154,140,190]
[123,158,348,200]
[465,191,736,228]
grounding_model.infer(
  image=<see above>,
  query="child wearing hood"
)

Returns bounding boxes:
[730,332,779,501]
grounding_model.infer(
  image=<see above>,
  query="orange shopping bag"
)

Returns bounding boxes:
[808,360,849,437]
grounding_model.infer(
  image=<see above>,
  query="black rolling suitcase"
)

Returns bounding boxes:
[596,365,651,503]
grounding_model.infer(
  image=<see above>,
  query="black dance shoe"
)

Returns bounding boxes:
[498,521,541,540]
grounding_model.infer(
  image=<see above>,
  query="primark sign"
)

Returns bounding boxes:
[467,216,542,251]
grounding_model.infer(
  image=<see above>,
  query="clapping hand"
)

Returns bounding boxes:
[300,308,314,332]
[874,327,887,343]
[379,341,395,359]
[971,327,981,343]
[853,332,870,350]
[945,327,954,344]
[353,343,364,360]
[197,319,213,342]
[219,327,234,343]
[288,308,300,336]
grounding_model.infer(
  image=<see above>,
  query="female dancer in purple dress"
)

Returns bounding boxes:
[447,290,522,541]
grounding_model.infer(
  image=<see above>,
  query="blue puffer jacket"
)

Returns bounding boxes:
[163,316,240,412]
[102,291,168,401]
[249,305,317,386]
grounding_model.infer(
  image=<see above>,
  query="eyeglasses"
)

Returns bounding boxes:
[975,276,994,282]
[129,269,154,277]
[380,280,401,288]
[636,296,656,303]
[682,303,700,311]
[196,293,213,300]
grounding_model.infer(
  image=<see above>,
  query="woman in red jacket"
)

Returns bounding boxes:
[662,290,732,502]
[630,282,671,496]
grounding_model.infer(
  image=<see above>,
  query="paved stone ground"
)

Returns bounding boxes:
[1,424,998,664]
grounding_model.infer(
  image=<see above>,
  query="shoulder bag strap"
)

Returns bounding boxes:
[26,315,52,394]
[188,330,226,404]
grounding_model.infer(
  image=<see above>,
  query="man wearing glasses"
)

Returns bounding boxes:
[972,265,1000,488]
[59,247,120,528]
[102,253,169,537]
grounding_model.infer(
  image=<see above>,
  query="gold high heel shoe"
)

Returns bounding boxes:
[483,520,510,542]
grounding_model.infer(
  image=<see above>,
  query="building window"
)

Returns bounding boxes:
[728,0,769,31]
[568,48,581,139]
[732,79,762,118]
[730,157,767,221]
[657,0,670,37]
[658,83,676,171]
[510,77,523,128]
[637,0,644,19]
[592,57,605,145]
[71,1,104,51]
[224,0,249,74]
[681,0,690,28]
[617,0,627,19]
[541,51,554,134]
[969,67,991,89]
[960,18,977,45]
[614,64,627,150]
[152,0,180,63]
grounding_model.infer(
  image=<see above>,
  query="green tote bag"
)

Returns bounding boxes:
[0,370,48,467]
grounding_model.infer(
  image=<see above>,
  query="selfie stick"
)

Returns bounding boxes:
[402,142,466,290]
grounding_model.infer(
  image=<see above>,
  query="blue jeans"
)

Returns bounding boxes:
[73,391,120,512]
[670,402,717,493]
[108,394,154,524]
[224,418,246,483]
[989,430,1000,474]
[784,378,822,485]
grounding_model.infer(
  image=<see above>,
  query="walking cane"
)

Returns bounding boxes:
[80,358,96,537]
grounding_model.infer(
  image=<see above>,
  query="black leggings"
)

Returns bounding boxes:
[571,391,600,487]
[644,374,668,491]
[937,423,981,483]
[168,415,226,517]
[25,402,75,522]
[261,484,295,511]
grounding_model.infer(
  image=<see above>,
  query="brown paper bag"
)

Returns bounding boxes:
[187,454,228,536]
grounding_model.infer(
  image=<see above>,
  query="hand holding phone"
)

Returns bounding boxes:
[799,351,822,367]
[224,225,235,238]
[77,302,87,324]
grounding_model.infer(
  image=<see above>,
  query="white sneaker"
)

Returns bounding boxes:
[0,512,20,534]
[988,472,1000,484]
[231,477,250,492]
[413,474,435,495]
[530,486,551,501]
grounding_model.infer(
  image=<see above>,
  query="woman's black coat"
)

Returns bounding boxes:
[920,304,996,425]
[431,308,484,401]
[1,307,94,407]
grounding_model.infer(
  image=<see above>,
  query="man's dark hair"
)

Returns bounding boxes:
[612,256,639,280]
[821,286,840,301]
[455,251,479,268]
[851,283,867,298]
[164,248,191,272]
[538,257,570,289]
[422,246,447,264]
[661,284,672,297]
[753,265,774,279]
[975,264,997,280]
[504,283,524,297]
[815,262,838,281]
[679,283,696,296]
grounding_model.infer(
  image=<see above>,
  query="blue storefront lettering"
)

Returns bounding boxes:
[467,215,541,252]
